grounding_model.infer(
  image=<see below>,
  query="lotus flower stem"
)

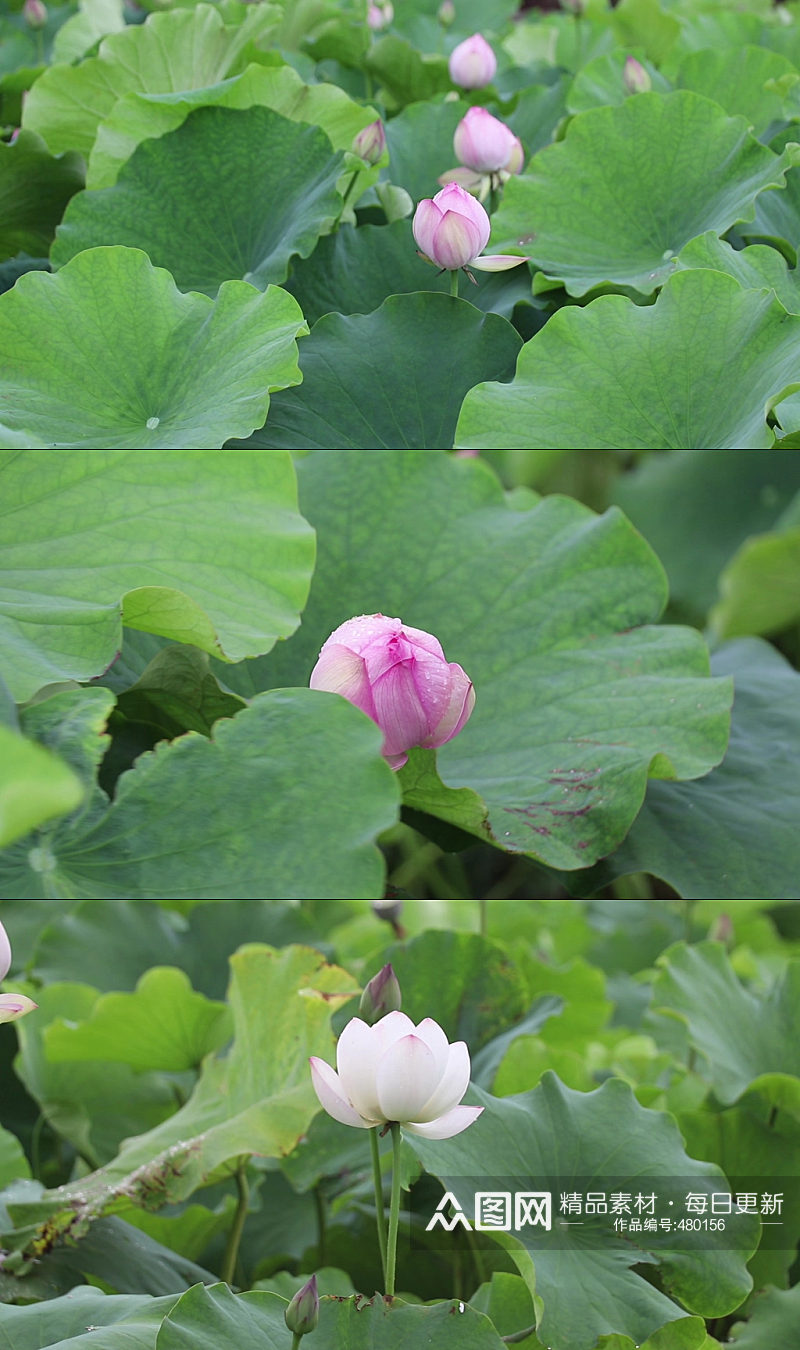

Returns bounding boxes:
[385,1122,402,1295]
[221,1157,250,1285]
[450,270,460,298]
[369,1126,388,1283]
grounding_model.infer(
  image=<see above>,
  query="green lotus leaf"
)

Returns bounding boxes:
[729,1283,800,1349]
[675,230,800,312]
[611,446,800,625]
[488,91,799,296]
[236,294,522,450]
[0,688,399,899]
[674,44,795,139]
[575,639,800,902]
[739,124,800,263]
[0,248,306,450]
[222,450,732,870]
[0,725,84,848]
[455,270,800,450]
[652,941,800,1114]
[86,61,381,200]
[408,1074,757,1350]
[0,448,314,697]
[0,129,83,261]
[21,2,281,158]
[52,106,344,295]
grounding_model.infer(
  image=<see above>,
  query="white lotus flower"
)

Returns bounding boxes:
[309,1011,483,1140]
[0,920,37,1025]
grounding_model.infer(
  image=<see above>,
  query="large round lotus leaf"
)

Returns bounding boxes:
[21,2,280,157]
[0,450,315,699]
[0,688,399,899]
[0,247,306,450]
[284,220,533,326]
[86,62,381,198]
[578,640,800,901]
[487,91,799,296]
[673,45,795,139]
[234,294,522,450]
[408,1074,757,1350]
[455,269,800,450]
[0,129,83,260]
[223,451,732,870]
[51,106,344,295]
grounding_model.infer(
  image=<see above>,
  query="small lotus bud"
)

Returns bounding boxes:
[358,963,402,1025]
[448,34,496,90]
[709,912,734,946]
[352,119,386,166]
[438,0,455,25]
[372,897,404,924]
[454,107,519,174]
[284,1275,319,1337]
[23,0,47,28]
[623,56,651,95]
[368,1,392,30]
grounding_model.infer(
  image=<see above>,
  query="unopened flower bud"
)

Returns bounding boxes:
[284,1275,319,1337]
[372,897,404,925]
[23,0,47,28]
[359,963,402,1025]
[448,34,496,90]
[0,921,37,1025]
[352,119,386,166]
[438,0,455,25]
[709,912,734,946]
[623,56,651,95]
[368,0,392,30]
[310,612,476,770]
[454,107,519,174]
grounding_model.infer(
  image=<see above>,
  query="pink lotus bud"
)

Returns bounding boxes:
[623,56,651,95]
[309,613,475,771]
[368,1,393,30]
[0,921,37,1026]
[448,34,496,90]
[413,183,529,273]
[505,135,525,174]
[359,963,402,1025]
[438,0,455,24]
[352,119,386,166]
[23,0,47,27]
[453,107,519,174]
[284,1275,319,1336]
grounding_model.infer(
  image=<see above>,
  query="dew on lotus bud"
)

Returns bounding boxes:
[309,612,475,770]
